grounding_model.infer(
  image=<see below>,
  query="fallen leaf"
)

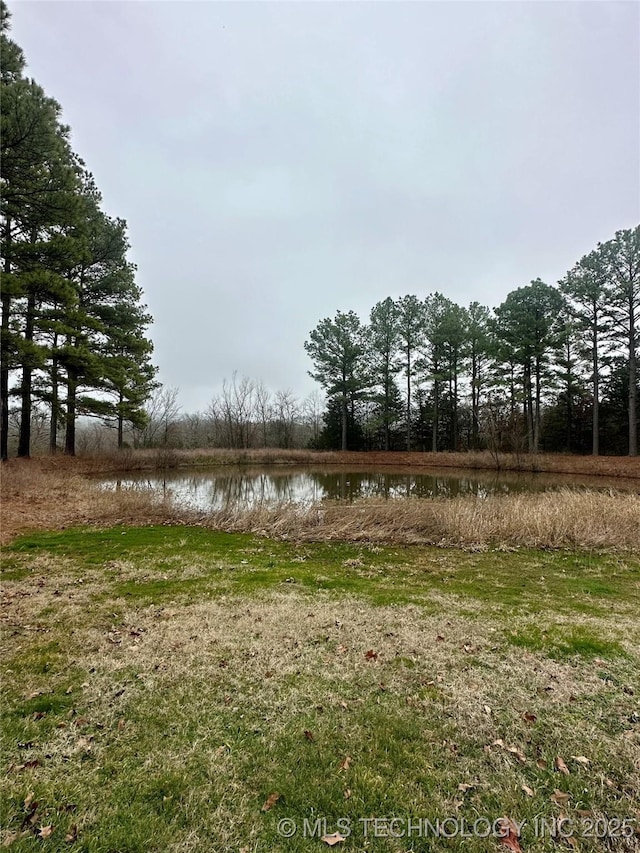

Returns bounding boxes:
[493,739,505,748]
[507,746,527,764]
[22,797,38,826]
[23,792,35,809]
[571,755,590,766]
[458,782,474,793]
[536,758,548,770]
[364,649,378,661]
[483,704,492,715]
[64,825,78,843]
[321,833,346,846]
[551,789,570,805]
[339,755,352,771]
[336,644,348,655]
[523,712,537,724]
[497,817,522,852]
[521,785,534,797]
[303,730,314,741]
[555,756,570,775]
[343,789,351,799]
[118,718,126,731]
[261,792,280,812]
[38,826,54,839]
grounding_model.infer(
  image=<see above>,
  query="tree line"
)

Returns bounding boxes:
[132,379,324,452]
[305,226,640,456]
[0,2,155,460]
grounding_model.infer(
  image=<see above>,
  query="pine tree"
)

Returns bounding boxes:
[304,311,368,451]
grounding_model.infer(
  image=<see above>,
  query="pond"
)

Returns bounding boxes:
[99,465,639,512]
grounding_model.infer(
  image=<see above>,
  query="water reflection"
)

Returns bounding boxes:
[100,465,636,513]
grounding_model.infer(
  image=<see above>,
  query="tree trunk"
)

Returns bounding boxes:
[432,376,439,453]
[629,303,637,456]
[50,343,59,454]
[341,394,348,451]
[471,351,479,450]
[524,363,534,453]
[565,340,573,453]
[533,356,541,454]
[65,363,77,456]
[117,391,124,449]
[592,308,599,456]
[384,372,390,452]
[452,357,458,451]
[1,218,12,462]
[406,347,411,451]
[17,289,36,457]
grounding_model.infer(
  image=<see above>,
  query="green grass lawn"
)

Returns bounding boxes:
[1,526,639,851]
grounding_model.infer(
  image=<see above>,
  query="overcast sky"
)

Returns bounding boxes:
[9,0,640,411]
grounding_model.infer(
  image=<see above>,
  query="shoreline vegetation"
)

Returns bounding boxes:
[2,452,639,551]
[5,447,640,477]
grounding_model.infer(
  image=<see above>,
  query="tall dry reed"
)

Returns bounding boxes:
[2,459,638,550]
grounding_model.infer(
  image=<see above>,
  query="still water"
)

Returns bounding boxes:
[100,465,636,512]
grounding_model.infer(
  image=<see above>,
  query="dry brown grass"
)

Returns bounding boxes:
[206,489,640,551]
[61,590,635,763]
[0,459,178,544]
[3,458,639,550]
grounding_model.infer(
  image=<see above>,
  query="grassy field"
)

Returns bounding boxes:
[1,524,639,851]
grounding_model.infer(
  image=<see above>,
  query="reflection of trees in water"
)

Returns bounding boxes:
[167,472,326,510]
[307,471,509,500]
[108,467,570,512]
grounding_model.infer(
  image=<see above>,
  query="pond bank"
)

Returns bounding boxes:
[6,447,640,477]
[2,460,639,551]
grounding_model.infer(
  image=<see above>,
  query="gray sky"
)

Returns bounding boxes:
[9,0,640,411]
